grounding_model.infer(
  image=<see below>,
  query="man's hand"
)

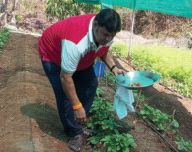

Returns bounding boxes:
[100,53,126,76]
[61,73,87,123]
[112,67,126,76]
[74,107,87,123]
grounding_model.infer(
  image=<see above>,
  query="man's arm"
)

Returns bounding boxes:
[100,52,125,75]
[60,72,86,122]
[60,73,80,105]
[60,40,86,122]
[101,52,115,70]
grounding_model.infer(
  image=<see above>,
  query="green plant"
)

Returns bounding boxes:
[101,133,136,152]
[175,136,192,152]
[86,93,137,152]
[140,104,179,132]
[87,97,119,132]
[96,88,104,97]
[46,0,100,20]
[111,42,192,98]
[110,43,128,58]
[0,28,10,53]
[15,14,24,23]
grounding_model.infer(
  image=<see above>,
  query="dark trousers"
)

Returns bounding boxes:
[41,60,98,137]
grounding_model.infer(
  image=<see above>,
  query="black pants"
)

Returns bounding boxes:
[41,60,98,137]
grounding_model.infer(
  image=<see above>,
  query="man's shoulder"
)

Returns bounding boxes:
[70,14,96,20]
[46,14,95,44]
[66,14,96,26]
[64,14,95,43]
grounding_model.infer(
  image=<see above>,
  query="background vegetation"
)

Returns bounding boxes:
[111,43,192,98]
[46,0,100,20]
[0,28,10,53]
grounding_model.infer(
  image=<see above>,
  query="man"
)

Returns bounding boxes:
[38,8,124,151]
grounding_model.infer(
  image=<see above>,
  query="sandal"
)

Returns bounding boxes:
[82,128,97,136]
[68,134,84,152]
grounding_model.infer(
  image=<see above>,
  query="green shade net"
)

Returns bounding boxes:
[76,0,192,18]
[78,0,99,4]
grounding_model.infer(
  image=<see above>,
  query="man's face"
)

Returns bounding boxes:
[93,21,116,45]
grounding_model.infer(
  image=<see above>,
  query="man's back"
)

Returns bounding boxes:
[38,14,95,66]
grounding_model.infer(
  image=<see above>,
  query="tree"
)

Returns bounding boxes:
[46,0,100,20]
[0,0,8,27]
[0,0,19,27]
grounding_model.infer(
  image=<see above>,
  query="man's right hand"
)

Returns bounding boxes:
[74,107,87,123]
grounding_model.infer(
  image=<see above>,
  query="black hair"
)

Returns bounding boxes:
[95,8,121,33]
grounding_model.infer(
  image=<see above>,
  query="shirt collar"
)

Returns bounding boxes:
[88,17,113,49]
[88,16,96,48]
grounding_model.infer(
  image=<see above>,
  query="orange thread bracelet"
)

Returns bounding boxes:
[72,102,82,110]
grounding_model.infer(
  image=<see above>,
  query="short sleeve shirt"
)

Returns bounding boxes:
[38,14,112,73]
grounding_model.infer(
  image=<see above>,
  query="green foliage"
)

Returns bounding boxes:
[46,0,100,20]
[87,90,137,152]
[101,133,136,152]
[175,136,192,152]
[96,87,104,97]
[140,104,179,132]
[15,15,24,23]
[111,42,192,98]
[104,70,116,87]
[110,43,129,58]
[0,28,10,53]
[88,96,119,132]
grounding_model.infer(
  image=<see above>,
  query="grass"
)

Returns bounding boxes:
[111,43,192,98]
[0,28,10,54]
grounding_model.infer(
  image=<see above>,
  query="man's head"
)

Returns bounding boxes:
[93,8,121,45]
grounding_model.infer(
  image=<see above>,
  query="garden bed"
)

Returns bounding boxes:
[0,32,192,151]
[114,57,192,140]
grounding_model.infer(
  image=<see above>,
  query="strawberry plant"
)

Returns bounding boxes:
[175,136,192,152]
[96,87,104,96]
[101,133,136,152]
[87,97,120,133]
[86,88,137,152]
[140,104,179,132]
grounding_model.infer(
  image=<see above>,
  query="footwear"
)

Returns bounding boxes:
[82,128,95,136]
[68,134,84,152]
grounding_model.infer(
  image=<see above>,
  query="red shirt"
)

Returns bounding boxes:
[38,14,111,73]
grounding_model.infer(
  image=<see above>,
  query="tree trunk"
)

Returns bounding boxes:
[0,0,8,27]
[11,0,18,12]
[10,0,19,25]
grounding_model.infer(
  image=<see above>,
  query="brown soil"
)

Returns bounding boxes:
[0,32,192,152]
[0,33,71,152]
[114,58,192,140]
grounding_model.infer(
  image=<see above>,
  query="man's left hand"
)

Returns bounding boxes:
[111,67,126,76]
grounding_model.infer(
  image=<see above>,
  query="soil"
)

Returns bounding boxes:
[0,32,192,152]
[114,58,192,140]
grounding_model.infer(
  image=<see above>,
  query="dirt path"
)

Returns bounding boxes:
[0,33,72,152]
[0,32,174,152]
